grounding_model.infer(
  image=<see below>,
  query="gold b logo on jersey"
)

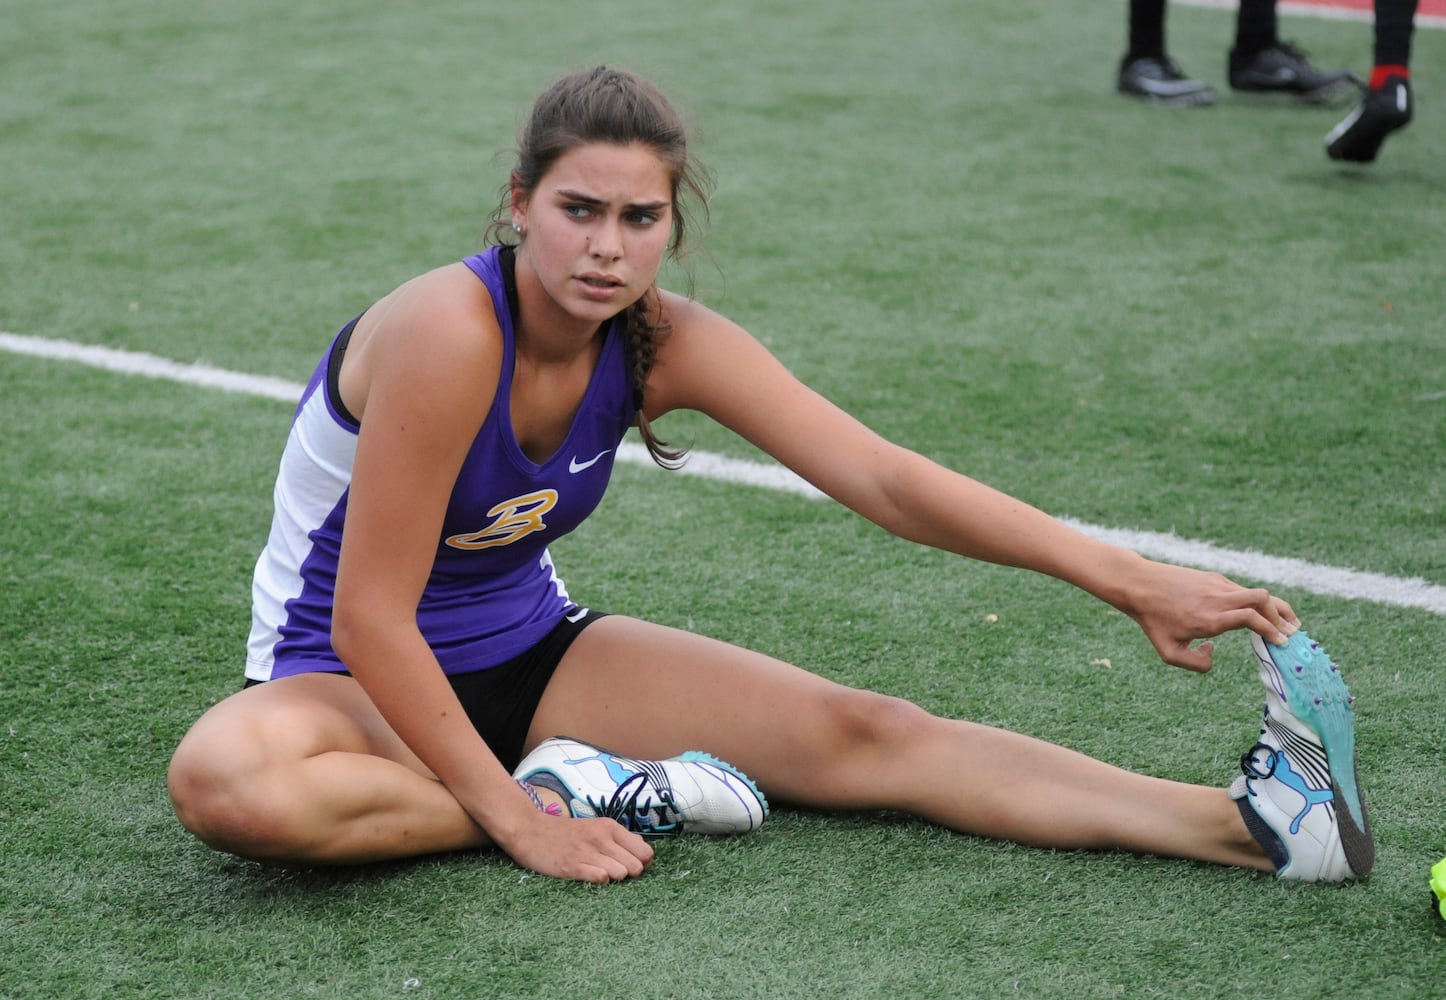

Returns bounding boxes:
[444,490,558,550]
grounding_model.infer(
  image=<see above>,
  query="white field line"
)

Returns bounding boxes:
[1175,0,1446,30]
[0,331,305,404]
[4,330,1444,616]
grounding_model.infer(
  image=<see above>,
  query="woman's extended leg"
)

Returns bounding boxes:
[527,616,1273,871]
[168,674,490,864]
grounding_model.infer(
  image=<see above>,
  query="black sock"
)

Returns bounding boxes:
[1373,0,1419,66]
[1126,0,1167,62]
[1234,0,1278,56]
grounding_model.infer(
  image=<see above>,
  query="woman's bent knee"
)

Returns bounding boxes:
[168,729,274,856]
[167,705,318,860]
[167,675,388,859]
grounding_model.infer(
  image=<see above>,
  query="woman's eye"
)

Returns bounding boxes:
[564,204,590,219]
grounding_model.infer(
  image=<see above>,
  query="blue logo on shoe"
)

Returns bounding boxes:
[1262,748,1335,834]
[563,751,638,785]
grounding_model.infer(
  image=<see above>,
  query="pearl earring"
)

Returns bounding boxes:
[512,222,523,235]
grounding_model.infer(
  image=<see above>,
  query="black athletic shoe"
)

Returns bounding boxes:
[1228,42,1359,103]
[1326,75,1413,162]
[1118,56,1217,107]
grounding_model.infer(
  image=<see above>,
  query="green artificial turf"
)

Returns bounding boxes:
[2,0,1443,996]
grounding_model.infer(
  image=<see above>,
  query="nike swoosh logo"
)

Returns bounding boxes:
[568,450,611,474]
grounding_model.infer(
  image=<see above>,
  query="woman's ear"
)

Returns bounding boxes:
[509,174,528,235]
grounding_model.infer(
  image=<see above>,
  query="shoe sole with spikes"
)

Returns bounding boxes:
[1249,630,1373,877]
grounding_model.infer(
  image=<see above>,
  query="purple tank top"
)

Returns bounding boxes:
[246,246,636,680]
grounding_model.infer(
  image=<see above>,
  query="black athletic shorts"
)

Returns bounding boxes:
[245,608,607,771]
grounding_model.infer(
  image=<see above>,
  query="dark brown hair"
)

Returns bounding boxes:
[486,66,711,468]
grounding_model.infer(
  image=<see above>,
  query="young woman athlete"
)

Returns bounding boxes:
[168,66,1373,886]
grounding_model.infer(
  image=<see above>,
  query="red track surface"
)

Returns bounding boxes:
[1288,0,1446,17]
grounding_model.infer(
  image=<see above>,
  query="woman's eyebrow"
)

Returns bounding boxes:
[554,188,668,211]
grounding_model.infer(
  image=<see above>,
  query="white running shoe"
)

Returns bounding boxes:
[1229,631,1374,881]
[514,736,768,837]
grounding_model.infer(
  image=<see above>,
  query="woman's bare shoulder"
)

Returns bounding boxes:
[341,262,505,422]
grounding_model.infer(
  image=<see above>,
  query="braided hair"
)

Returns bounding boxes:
[484,66,711,468]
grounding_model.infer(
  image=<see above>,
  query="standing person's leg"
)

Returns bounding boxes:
[1117,0,1218,106]
[1232,0,1279,63]
[1371,0,1420,71]
[1228,0,1357,101]
[527,616,1273,870]
[1126,0,1168,61]
[1327,0,1418,161]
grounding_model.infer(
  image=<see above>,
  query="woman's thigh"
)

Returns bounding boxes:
[526,615,937,805]
[172,672,432,779]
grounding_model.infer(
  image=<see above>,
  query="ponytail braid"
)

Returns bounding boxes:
[624,290,686,469]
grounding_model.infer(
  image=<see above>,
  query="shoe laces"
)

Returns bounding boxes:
[584,767,682,835]
[1271,40,1312,64]
[1238,741,1280,795]
[1158,57,1188,81]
